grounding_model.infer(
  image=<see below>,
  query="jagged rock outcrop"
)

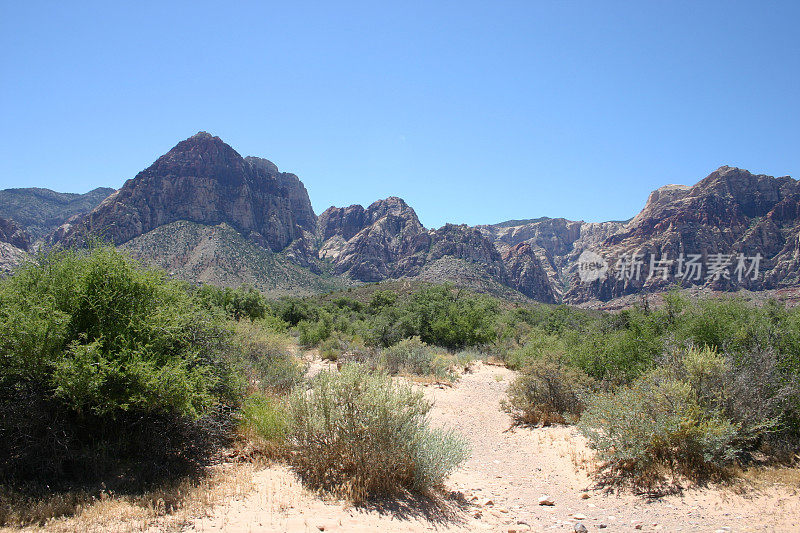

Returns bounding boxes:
[0,217,30,274]
[0,217,31,252]
[563,166,800,302]
[318,197,427,281]
[478,217,625,298]
[53,132,316,254]
[317,198,556,302]
[501,242,557,303]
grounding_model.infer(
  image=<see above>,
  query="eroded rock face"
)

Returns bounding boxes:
[0,217,29,275]
[0,187,114,242]
[316,199,556,302]
[563,166,800,302]
[53,132,316,253]
[0,217,30,252]
[501,242,557,304]
[478,217,625,299]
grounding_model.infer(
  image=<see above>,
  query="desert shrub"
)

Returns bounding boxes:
[194,284,271,321]
[669,345,800,456]
[318,332,368,362]
[369,289,398,310]
[568,325,660,386]
[504,328,567,370]
[233,321,304,394]
[0,246,241,487]
[286,364,469,500]
[405,285,498,349]
[578,370,740,490]
[502,359,591,426]
[319,335,345,361]
[296,312,332,347]
[380,336,450,377]
[453,349,481,370]
[238,393,289,457]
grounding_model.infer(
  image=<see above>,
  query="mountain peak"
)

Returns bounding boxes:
[190,131,215,140]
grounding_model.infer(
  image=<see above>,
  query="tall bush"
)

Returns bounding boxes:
[0,246,241,487]
[286,364,469,500]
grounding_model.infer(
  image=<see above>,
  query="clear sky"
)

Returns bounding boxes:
[1,1,798,228]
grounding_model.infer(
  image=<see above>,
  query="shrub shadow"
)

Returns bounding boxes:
[357,489,471,526]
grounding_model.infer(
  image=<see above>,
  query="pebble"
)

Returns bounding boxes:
[573,513,587,520]
[599,525,608,529]
[574,523,588,533]
[635,525,643,530]
[538,495,555,506]
[581,493,590,499]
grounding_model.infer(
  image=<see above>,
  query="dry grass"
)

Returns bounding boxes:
[735,465,800,489]
[0,462,258,533]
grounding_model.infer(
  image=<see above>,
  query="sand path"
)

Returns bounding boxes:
[184,362,799,532]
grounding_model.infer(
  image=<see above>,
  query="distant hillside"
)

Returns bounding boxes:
[121,221,354,298]
[0,187,114,240]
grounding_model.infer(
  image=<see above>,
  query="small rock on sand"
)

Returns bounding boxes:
[538,495,555,506]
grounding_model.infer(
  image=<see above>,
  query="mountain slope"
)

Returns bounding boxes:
[0,217,30,274]
[564,166,800,302]
[0,187,114,240]
[122,221,353,297]
[53,132,316,254]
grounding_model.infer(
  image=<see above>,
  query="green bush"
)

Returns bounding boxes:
[504,328,567,370]
[0,246,241,487]
[406,285,498,349]
[233,321,304,394]
[286,364,469,500]
[297,313,332,347]
[578,370,740,490]
[502,359,591,426]
[381,337,450,377]
[239,393,289,457]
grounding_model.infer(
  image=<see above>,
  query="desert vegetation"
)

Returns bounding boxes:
[2,248,799,527]
[501,295,800,491]
[0,247,473,527]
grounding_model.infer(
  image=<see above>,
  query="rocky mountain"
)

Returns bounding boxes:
[43,133,552,302]
[53,132,316,253]
[478,217,625,299]
[479,166,800,304]
[0,186,114,241]
[564,166,800,303]
[7,131,797,306]
[317,198,556,302]
[0,217,30,274]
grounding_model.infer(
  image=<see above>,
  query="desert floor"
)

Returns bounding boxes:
[183,362,799,533]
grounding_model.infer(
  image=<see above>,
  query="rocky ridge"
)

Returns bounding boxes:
[317,198,556,302]
[0,186,114,241]
[7,132,799,305]
[53,132,316,254]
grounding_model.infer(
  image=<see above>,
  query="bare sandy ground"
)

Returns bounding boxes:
[184,362,799,533]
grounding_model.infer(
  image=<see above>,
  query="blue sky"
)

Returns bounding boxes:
[1,1,798,228]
